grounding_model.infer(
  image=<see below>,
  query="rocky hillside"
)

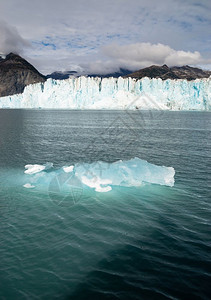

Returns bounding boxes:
[0,53,46,97]
[124,64,211,80]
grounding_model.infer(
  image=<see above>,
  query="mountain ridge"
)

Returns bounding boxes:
[124,64,211,80]
[47,65,211,81]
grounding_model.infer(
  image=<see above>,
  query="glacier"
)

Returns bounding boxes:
[0,76,210,110]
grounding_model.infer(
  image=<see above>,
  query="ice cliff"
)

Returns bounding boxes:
[0,76,210,110]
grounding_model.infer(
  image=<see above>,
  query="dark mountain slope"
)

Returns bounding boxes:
[0,53,46,97]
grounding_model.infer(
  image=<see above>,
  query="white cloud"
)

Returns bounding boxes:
[101,43,204,70]
[164,50,202,66]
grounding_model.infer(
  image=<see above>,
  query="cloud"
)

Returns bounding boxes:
[80,60,121,75]
[0,20,30,55]
[101,43,204,70]
[164,50,202,66]
[25,42,210,75]
[1,0,210,73]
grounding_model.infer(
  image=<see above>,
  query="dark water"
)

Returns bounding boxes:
[0,110,210,299]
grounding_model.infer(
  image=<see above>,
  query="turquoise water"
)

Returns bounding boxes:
[0,110,210,299]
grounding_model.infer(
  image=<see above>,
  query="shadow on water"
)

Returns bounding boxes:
[65,190,210,300]
[0,110,25,167]
[65,240,210,300]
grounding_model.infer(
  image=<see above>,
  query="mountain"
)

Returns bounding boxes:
[88,68,132,78]
[0,53,46,97]
[46,71,78,80]
[48,65,211,81]
[170,65,211,80]
[124,64,211,80]
[46,68,132,80]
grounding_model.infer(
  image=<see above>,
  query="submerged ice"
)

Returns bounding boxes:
[0,76,210,110]
[22,158,175,193]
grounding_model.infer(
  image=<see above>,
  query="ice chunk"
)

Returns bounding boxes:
[23,183,35,188]
[81,176,112,192]
[75,157,175,192]
[24,163,53,174]
[63,165,74,173]
[25,164,46,174]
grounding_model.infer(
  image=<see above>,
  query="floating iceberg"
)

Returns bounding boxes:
[23,158,175,192]
[0,76,210,110]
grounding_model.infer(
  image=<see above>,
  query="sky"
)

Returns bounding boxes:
[0,0,211,74]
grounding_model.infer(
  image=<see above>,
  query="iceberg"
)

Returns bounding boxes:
[0,76,210,110]
[22,158,175,192]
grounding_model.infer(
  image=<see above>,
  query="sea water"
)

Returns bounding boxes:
[0,110,210,299]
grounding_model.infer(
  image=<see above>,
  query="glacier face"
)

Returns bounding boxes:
[0,76,210,110]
